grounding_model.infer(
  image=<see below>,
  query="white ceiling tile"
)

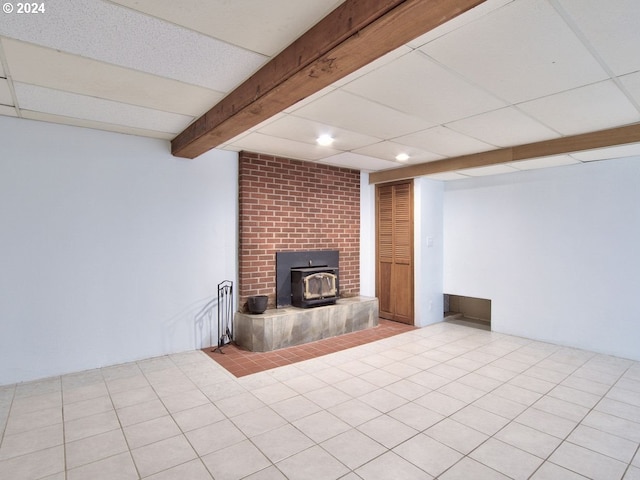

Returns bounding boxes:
[509,155,580,170]
[0,0,267,92]
[0,104,17,117]
[395,126,496,157]
[3,39,224,117]
[293,90,434,139]
[0,78,13,105]
[229,132,340,161]
[518,80,640,135]
[283,86,336,114]
[557,0,640,76]
[619,71,640,107]
[570,143,640,162]
[343,51,505,124]
[109,0,343,57]
[421,0,608,103]
[333,46,412,87]
[407,0,513,48]
[320,152,400,172]
[446,107,560,147]
[258,115,381,151]
[457,164,520,176]
[14,83,193,134]
[353,141,443,164]
[20,110,174,140]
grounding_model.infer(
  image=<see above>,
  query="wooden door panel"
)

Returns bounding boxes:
[376,181,413,324]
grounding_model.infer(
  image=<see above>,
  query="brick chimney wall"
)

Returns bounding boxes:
[238,151,360,311]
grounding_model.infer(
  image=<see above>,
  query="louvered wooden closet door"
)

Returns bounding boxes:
[376,181,414,324]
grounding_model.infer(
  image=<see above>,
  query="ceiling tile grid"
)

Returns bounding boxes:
[0,0,638,177]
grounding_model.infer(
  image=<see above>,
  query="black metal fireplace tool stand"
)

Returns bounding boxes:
[213,280,234,353]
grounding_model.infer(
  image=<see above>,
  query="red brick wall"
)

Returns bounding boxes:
[238,151,360,310]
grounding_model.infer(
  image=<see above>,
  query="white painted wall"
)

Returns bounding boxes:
[414,178,444,327]
[360,172,376,297]
[444,158,640,360]
[0,116,238,385]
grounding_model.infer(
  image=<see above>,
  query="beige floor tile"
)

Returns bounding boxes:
[185,418,246,457]
[567,425,638,463]
[64,410,120,443]
[144,458,213,480]
[14,379,61,399]
[333,377,378,397]
[0,445,64,480]
[407,370,451,390]
[597,397,640,423]
[231,405,287,438]
[276,445,349,480]
[321,428,386,470]
[508,374,556,395]
[549,442,627,480]
[110,385,158,409]
[0,423,63,460]
[63,395,114,422]
[425,418,489,455]
[62,382,109,405]
[67,452,138,480]
[383,378,431,401]
[471,438,544,480]
[472,392,528,420]
[202,439,272,480]
[242,465,287,480]
[328,398,382,427]
[414,390,466,416]
[394,433,463,477]
[131,435,197,478]
[358,388,408,413]
[437,381,486,404]
[625,466,640,480]
[355,451,433,480]
[533,395,590,422]
[171,402,225,432]
[270,394,322,422]
[515,407,578,439]
[547,384,601,409]
[304,385,351,409]
[124,415,181,449]
[492,383,543,406]
[4,406,62,435]
[494,422,561,458]
[214,392,265,418]
[457,372,503,393]
[357,414,418,449]
[282,374,328,394]
[251,382,298,405]
[357,369,402,388]
[10,391,62,416]
[439,457,510,480]
[160,389,209,414]
[65,429,128,469]
[105,374,150,394]
[529,461,589,479]
[116,398,168,427]
[251,424,315,463]
[293,410,351,443]
[388,401,444,431]
[450,405,509,436]
[561,375,610,396]
[581,410,640,442]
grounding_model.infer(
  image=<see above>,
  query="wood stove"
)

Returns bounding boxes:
[291,266,339,308]
[276,250,340,308]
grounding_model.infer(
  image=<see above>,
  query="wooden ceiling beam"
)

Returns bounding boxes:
[368,123,640,184]
[171,0,487,159]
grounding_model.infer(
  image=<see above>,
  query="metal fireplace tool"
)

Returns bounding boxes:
[213,280,234,353]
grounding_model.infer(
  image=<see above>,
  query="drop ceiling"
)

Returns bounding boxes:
[1,0,639,179]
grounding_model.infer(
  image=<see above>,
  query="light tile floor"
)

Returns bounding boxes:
[1,322,640,479]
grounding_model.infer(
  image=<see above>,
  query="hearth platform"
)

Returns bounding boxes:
[234,296,379,352]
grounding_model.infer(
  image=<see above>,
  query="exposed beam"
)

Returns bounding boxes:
[368,123,640,184]
[172,0,487,158]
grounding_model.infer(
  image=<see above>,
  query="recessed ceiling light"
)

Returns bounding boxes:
[395,153,410,162]
[316,134,334,146]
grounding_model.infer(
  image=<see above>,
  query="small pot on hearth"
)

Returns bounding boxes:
[247,295,268,314]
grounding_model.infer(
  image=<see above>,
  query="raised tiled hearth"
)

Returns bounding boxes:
[205,318,415,377]
[234,296,379,352]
